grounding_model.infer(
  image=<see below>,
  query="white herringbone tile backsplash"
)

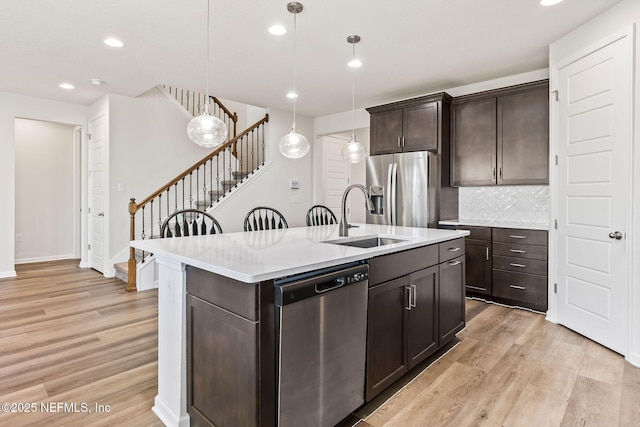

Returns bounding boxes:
[458,186,549,224]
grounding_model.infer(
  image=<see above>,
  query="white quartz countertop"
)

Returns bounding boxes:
[439,219,549,231]
[130,224,469,283]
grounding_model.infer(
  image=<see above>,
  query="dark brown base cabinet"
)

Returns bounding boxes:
[458,226,549,312]
[366,240,465,402]
[186,267,275,427]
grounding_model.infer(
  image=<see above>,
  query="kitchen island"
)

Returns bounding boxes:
[131,223,469,427]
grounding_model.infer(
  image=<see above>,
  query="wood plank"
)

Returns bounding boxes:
[560,375,621,426]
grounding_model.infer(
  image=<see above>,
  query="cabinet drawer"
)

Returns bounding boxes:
[457,225,491,241]
[492,228,547,246]
[493,255,547,276]
[492,270,547,309]
[368,244,439,286]
[439,238,465,263]
[492,242,547,261]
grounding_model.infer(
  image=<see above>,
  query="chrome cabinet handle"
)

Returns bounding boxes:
[448,261,461,266]
[492,168,496,180]
[509,284,526,290]
[609,231,623,240]
[486,247,489,261]
[510,235,526,239]
[466,285,487,291]
[447,247,461,252]
[402,136,405,147]
[97,212,105,217]
[406,286,412,311]
[510,263,526,268]
[510,249,526,253]
[499,167,503,180]
[397,137,401,148]
[411,284,417,308]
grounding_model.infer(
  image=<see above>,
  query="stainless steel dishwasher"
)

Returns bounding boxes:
[274,262,369,427]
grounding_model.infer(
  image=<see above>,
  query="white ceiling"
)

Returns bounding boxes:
[0,0,622,118]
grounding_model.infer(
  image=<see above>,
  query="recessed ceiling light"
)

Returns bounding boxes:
[348,58,362,68]
[59,83,75,90]
[90,78,104,86]
[104,38,124,48]
[286,92,297,99]
[269,25,287,36]
[540,0,563,5]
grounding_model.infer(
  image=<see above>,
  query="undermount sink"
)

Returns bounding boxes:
[324,235,408,249]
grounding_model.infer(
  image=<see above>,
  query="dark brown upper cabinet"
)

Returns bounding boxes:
[367,93,451,155]
[451,80,549,186]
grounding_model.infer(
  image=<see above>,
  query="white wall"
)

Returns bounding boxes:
[548,0,640,366]
[15,119,75,263]
[0,91,88,278]
[210,108,314,232]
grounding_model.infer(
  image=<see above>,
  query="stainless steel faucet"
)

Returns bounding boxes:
[339,184,375,237]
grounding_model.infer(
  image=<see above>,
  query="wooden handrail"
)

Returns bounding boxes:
[132,114,268,213]
[127,113,269,292]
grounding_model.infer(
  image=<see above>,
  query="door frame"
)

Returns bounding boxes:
[548,25,635,362]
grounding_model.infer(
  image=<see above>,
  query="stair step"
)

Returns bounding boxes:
[232,171,249,180]
[114,262,128,283]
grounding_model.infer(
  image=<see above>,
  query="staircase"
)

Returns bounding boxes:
[117,86,270,291]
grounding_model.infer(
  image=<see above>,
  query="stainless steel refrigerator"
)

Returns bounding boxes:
[366,151,437,228]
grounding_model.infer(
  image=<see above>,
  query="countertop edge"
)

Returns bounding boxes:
[439,219,549,231]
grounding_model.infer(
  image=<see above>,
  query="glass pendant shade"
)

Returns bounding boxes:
[187,107,228,148]
[342,136,366,163]
[279,124,310,159]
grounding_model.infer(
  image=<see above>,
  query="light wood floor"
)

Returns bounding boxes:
[0,260,162,426]
[1,260,639,427]
[361,299,640,427]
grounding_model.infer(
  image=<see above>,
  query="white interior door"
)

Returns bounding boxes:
[88,115,106,273]
[322,138,350,220]
[555,31,632,354]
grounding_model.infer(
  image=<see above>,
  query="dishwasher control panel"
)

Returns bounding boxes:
[274,263,368,306]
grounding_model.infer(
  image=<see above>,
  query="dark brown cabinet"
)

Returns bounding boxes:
[367,93,450,155]
[438,255,465,344]
[186,267,274,427]
[459,226,492,296]
[458,225,549,312]
[366,241,465,402]
[365,266,438,402]
[451,80,549,186]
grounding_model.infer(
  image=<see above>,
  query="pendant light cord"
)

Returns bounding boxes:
[351,41,356,141]
[205,0,211,113]
[292,10,298,128]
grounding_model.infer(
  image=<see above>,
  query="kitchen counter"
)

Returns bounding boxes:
[439,218,549,231]
[131,223,469,283]
[132,224,469,427]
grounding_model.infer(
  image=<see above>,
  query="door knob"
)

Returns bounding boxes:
[97,212,105,217]
[609,231,622,240]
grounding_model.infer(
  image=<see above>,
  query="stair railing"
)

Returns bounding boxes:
[126,114,269,291]
[162,85,238,139]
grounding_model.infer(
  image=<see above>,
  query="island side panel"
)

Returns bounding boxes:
[186,266,276,427]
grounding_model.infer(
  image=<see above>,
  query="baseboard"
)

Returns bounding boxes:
[14,254,75,264]
[0,270,17,278]
[626,351,640,368]
[152,395,190,427]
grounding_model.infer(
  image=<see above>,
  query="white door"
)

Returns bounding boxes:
[322,138,350,219]
[555,31,632,354]
[88,115,106,273]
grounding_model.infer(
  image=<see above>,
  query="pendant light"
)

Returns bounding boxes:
[279,2,310,159]
[187,0,228,148]
[342,35,366,163]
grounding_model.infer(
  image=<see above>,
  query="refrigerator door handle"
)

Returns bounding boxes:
[386,163,393,224]
[391,163,398,225]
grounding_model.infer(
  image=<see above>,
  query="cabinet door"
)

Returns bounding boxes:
[451,98,497,186]
[366,276,409,402]
[370,108,403,155]
[438,255,466,345]
[465,239,492,296]
[407,266,438,370]
[403,102,439,152]
[187,295,259,427]
[497,87,549,185]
